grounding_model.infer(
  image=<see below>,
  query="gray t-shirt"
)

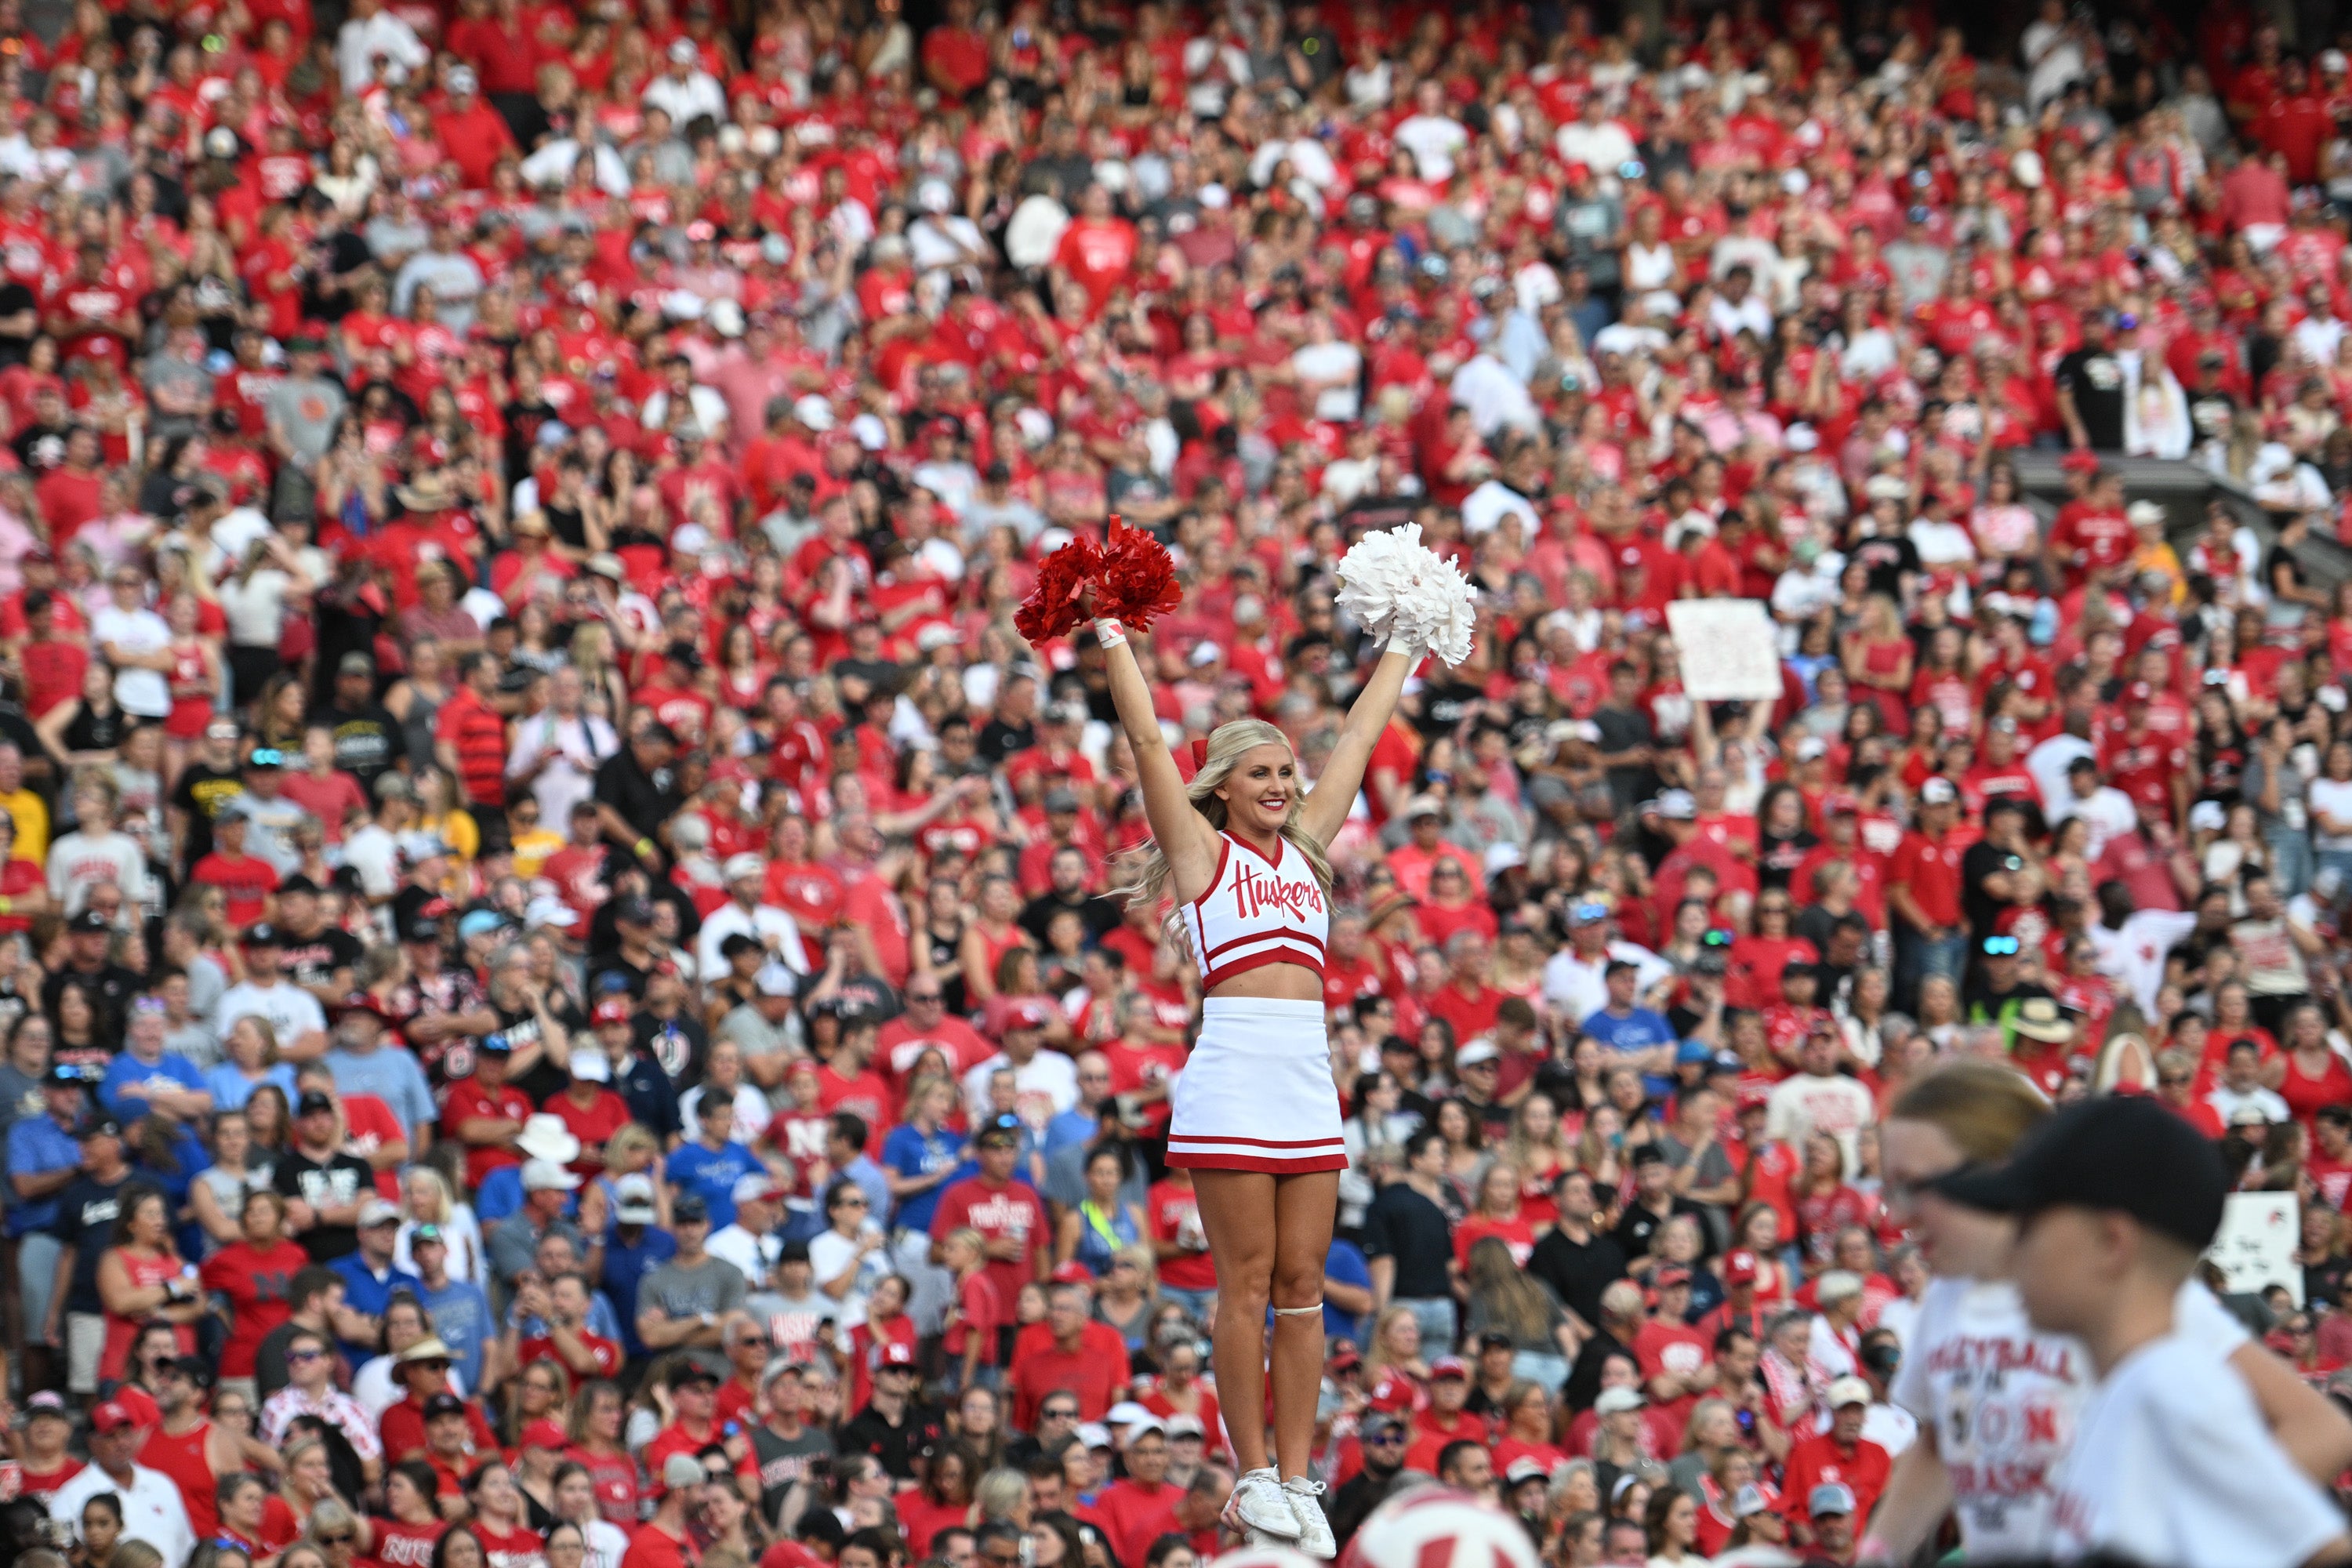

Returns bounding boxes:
[265,375,348,467]
[641,1254,748,1330]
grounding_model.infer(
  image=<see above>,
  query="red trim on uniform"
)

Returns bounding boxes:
[1197,928,1327,962]
[1202,949,1329,987]
[1167,1150,1350,1174]
[1167,1133,1348,1149]
[1191,838,1231,910]
[1225,829,1284,871]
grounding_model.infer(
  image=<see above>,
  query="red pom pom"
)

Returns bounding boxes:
[1092,516,1182,630]
[1014,533,1102,644]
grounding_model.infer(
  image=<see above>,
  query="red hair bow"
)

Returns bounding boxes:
[1189,739,1210,770]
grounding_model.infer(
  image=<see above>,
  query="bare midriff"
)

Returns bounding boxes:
[1208,960,1323,1003]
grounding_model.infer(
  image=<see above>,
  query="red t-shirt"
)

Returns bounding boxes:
[361,1516,448,1568]
[1007,1319,1131,1429]
[200,1237,310,1376]
[1147,1180,1216,1291]
[516,1330,625,1391]
[441,1077,535,1188]
[930,1176,1047,1314]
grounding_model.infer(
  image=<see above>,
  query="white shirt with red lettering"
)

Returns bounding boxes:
[1887,1276,2245,1560]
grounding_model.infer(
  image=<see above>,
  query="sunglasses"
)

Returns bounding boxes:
[289,1349,328,1363]
[1363,1431,1406,1445]
[320,1537,357,1548]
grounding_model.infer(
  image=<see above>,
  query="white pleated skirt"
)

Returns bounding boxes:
[1167,996,1346,1174]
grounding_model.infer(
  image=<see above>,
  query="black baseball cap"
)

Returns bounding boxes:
[423,1392,468,1420]
[67,909,109,934]
[1930,1094,2227,1250]
[673,1192,710,1223]
[297,1090,337,1117]
[74,1115,122,1141]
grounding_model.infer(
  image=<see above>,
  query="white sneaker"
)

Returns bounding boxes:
[1223,1468,1303,1544]
[1284,1477,1336,1559]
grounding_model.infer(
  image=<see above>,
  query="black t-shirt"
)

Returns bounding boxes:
[1020,889,1121,949]
[1958,838,2028,940]
[0,281,35,367]
[170,763,244,871]
[836,1400,943,1482]
[1525,1224,1628,1330]
[1755,829,1819,894]
[976,717,1033,767]
[594,749,683,862]
[325,702,402,789]
[1611,1194,1710,1265]
[633,1008,710,1085]
[1848,532,1919,601]
[1359,1181,1454,1300]
[2055,347,2128,449]
[43,961,143,1052]
[274,1146,377,1261]
[499,996,588,1103]
[52,1171,132,1312]
[280,924,365,996]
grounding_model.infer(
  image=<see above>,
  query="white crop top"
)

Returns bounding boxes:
[1182,831,1329,988]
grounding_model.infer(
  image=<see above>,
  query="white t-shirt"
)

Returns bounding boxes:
[213,978,328,1048]
[1888,1276,2248,1561]
[2050,1330,2341,1566]
[45,829,149,913]
[90,604,174,717]
[961,1048,1077,1126]
[2310,775,2352,851]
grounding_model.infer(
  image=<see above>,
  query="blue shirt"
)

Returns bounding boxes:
[101,1052,210,1122]
[880,1123,964,1233]
[325,1045,437,1142]
[329,1254,426,1361]
[1323,1240,1371,1345]
[6,1113,79,1237]
[202,1061,299,1115]
[421,1277,495,1390]
[600,1225,678,1359]
[1582,1004,1679,1094]
[666,1138,765,1229]
[1041,1105,1101,1157]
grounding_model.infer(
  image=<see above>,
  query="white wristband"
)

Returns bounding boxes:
[1094,618,1127,648]
[1388,637,1425,665]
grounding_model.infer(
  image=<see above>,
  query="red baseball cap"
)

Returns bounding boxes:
[1823,791,1860,816]
[2060,451,2100,474]
[1049,1261,1094,1285]
[1737,1085,1770,1111]
[877,1342,916,1368]
[1429,1356,1468,1380]
[1723,1250,1759,1287]
[1367,1371,1418,1414]
[2125,681,2154,703]
[522,1420,569,1450]
[90,1400,140,1435]
[593,997,634,1025]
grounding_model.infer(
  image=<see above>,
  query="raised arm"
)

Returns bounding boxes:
[1097,619,1221,899]
[1297,647,1414,846]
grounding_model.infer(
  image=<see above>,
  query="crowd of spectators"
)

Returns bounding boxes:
[4,0,2352,1563]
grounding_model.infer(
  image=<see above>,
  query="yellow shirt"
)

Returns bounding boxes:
[510,825,564,879]
[2,788,49,867]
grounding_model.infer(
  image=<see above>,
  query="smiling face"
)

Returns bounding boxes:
[1213,742,1298,838]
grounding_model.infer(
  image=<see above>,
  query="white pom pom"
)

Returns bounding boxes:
[1334,523,1479,666]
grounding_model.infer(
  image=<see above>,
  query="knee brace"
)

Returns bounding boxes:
[1271,1301,1324,1316]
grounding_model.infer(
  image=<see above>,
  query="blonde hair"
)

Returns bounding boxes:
[107,1545,164,1568]
[1889,1058,2050,1163]
[404,1165,453,1225]
[1115,719,1334,955]
[604,1122,659,1176]
[1109,1242,1158,1294]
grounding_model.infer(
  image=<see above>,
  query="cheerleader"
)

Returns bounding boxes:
[1089,525,1472,1557]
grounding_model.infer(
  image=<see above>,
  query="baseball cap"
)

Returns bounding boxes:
[1929,1094,2228,1250]
[1918,777,1958,806]
[89,1400,141,1434]
[1594,1388,1646,1416]
[723,853,765,883]
[75,1115,123,1142]
[1723,1250,1759,1286]
[1166,1414,1205,1439]
[296,1090,336,1116]
[593,996,634,1025]
[615,1174,659,1224]
[1429,1356,1468,1380]
[357,1197,401,1229]
[1809,1483,1857,1519]
[67,909,111,935]
[732,1172,788,1206]
[569,1049,611,1083]
[660,1454,708,1493]
[1402,793,1444,821]
[1826,1376,1873,1408]
[523,1159,582,1192]
[975,1112,1024,1147]
[673,1192,710,1223]
[666,1361,720,1390]
[876,1342,916,1370]
[423,1393,468,1420]
[1653,789,1697,820]
[522,1420,568,1450]
[22,1392,69,1425]
[1455,1040,1501,1069]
